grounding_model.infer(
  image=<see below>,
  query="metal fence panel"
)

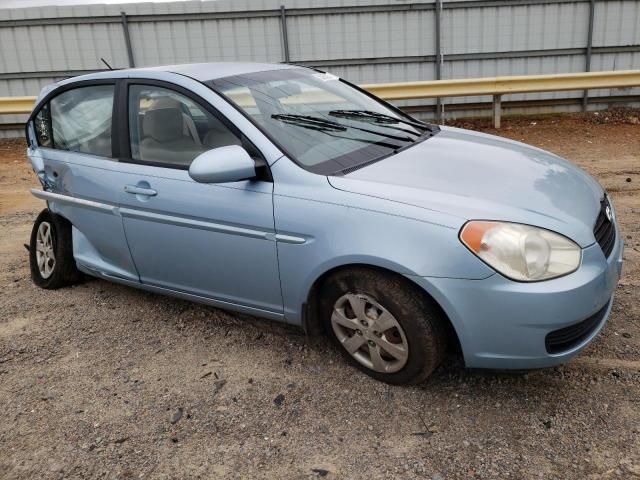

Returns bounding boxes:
[1,0,639,136]
[593,0,640,46]
[0,23,129,73]
[443,3,590,54]
[287,9,436,61]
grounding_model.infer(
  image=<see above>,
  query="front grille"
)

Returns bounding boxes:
[593,196,616,258]
[545,301,610,354]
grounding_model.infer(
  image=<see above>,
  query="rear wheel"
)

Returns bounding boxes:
[320,267,447,384]
[29,209,82,289]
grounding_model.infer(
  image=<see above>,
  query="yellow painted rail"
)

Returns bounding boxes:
[0,96,38,115]
[362,69,640,100]
[1,70,640,127]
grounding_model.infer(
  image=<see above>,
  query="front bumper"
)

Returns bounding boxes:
[411,231,624,369]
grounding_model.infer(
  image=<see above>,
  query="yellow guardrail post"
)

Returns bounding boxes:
[492,95,502,129]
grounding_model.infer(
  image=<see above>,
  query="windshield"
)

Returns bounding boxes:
[207,68,437,174]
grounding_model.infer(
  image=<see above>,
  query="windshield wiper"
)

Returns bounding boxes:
[328,112,422,138]
[271,113,415,143]
[271,114,347,132]
[270,114,402,150]
[328,110,434,132]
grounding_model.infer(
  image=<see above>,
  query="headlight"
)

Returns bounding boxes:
[460,221,581,282]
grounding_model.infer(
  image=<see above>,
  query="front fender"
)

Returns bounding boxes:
[271,158,494,325]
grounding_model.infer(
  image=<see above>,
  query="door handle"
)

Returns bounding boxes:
[124,185,157,197]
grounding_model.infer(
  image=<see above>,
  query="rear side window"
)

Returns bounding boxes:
[48,85,115,157]
[34,103,52,148]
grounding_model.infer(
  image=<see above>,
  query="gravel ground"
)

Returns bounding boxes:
[1,110,639,479]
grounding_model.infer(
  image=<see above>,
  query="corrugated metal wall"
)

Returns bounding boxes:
[1,0,639,137]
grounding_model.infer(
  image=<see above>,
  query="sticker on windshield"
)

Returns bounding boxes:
[312,72,339,82]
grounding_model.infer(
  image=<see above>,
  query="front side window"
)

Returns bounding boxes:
[50,85,114,157]
[208,68,436,174]
[128,85,243,168]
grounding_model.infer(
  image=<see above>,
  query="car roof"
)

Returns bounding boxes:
[79,62,300,82]
[151,62,299,81]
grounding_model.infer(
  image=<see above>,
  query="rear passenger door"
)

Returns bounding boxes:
[116,81,283,315]
[27,81,139,281]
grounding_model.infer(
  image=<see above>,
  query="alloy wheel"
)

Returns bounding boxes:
[35,221,55,279]
[331,293,409,373]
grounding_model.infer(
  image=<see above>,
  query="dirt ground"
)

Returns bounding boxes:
[1,110,639,479]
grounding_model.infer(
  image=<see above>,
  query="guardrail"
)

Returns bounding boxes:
[0,96,38,115]
[1,70,640,129]
[363,69,640,127]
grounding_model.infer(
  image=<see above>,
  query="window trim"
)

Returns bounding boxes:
[26,79,118,160]
[26,77,272,181]
[117,78,269,178]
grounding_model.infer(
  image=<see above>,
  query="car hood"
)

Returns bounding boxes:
[328,126,603,247]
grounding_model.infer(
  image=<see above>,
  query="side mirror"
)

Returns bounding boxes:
[188,145,256,184]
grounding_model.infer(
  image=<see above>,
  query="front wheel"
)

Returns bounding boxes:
[320,267,448,384]
[29,209,82,289]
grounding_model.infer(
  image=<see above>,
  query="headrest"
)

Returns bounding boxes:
[142,107,183,143]
[153,96,182,109]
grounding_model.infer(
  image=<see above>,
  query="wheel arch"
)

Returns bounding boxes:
[29,207,84,288]
[301,262,462,354]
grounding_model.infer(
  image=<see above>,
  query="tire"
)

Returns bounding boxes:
[29,208,83,289]
[320,267,447,385]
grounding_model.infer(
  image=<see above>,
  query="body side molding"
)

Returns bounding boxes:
[31,188,307,244]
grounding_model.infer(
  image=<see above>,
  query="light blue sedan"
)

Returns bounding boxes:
[25,63,623,384]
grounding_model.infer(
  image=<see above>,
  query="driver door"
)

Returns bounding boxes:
[117,81,283,315]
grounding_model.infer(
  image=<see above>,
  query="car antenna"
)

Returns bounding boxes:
[100,58,114,70]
